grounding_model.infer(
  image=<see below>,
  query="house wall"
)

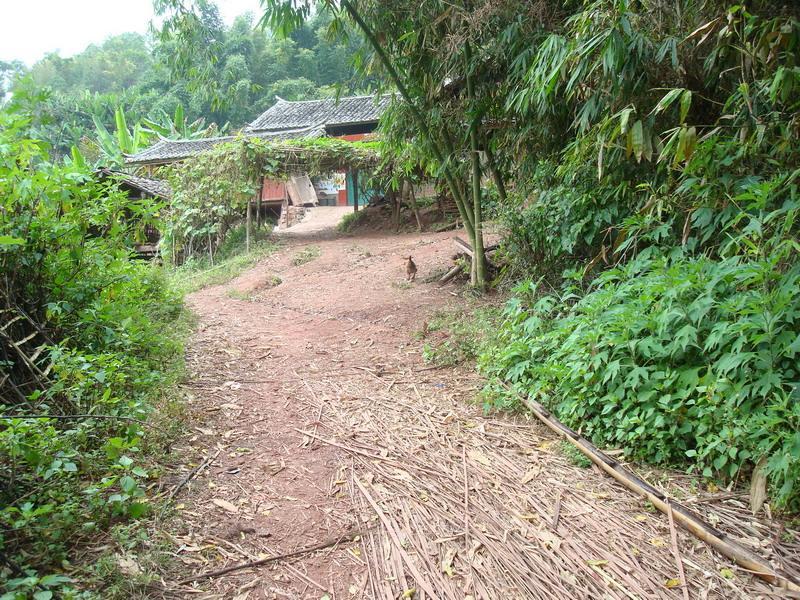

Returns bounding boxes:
[261,179,287,202]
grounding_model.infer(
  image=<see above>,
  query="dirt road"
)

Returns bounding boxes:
[166,214,780,599]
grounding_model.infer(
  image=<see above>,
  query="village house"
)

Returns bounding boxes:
[96,168,172,258]
[125,94,392,224]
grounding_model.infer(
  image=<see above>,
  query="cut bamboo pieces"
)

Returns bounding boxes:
[514,390,800,595]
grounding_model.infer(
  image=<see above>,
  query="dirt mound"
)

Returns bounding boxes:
[344,202,457,235]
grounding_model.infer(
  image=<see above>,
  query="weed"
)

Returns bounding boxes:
[421,307,500,367]
[291,245,321,266]
[337,209,369,233]
[170,234,280,295]
[226,289,252,301]
[560,442,592,469]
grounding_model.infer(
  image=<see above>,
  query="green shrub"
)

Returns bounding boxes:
[1,88,187,594]
[291,245,321,265]
[482,247,800,508]
[169,224,279,294]
[337,209,369,233]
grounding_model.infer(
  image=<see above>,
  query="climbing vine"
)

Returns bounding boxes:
[162,135,382,261]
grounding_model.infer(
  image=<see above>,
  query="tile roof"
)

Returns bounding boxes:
[124,125,325,165]
[246,94,392,133]
[98,169,172,198]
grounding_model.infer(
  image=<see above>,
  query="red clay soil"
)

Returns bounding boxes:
[159,220,793,599]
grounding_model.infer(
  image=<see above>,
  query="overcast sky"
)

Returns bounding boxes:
[0,0,265,65]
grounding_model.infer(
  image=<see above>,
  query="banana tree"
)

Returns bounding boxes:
[92,106,155,168]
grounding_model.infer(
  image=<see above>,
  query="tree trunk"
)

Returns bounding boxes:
[340,0,477,246]
[484,144,507,203]
[403,179,422,232]
[465,44,487,291]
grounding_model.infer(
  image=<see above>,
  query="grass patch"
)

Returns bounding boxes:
[560,442,593,469]
[420,306,500,367]
[347,245,372,258]
[226,289,253,302]
[291,245,321,266]
[169,226,280,295]
[336,209,369,233]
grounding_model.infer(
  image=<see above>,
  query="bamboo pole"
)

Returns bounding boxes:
[509,388,800,594]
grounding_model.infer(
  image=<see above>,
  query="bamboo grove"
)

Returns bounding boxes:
[253,0,800,506]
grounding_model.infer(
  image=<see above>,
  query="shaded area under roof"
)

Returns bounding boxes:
[98,168,172,199]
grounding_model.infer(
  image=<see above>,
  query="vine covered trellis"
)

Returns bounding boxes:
[162,135,382,261]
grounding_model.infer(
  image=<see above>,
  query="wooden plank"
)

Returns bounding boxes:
[453,236,474,257]
[439,264,463,285]
[452,236,500,258]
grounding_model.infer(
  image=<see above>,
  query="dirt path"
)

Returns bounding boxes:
[165,217,784,599]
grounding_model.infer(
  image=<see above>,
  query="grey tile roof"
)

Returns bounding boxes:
[246,94,392,133]
[98,169,172,198]
[124,125,325,165]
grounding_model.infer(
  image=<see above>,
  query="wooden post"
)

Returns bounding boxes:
[246,200,252,253]
[353,170,359,212]
[256,190,262,231]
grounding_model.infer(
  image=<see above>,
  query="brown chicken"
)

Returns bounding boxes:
[404,256,417,281]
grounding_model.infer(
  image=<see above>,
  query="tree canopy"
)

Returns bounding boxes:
[5,5,375,158]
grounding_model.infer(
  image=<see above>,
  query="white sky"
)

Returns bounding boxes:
[0,0,265,65]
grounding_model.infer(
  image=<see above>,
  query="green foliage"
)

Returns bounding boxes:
[483,237,800,507]
[561,442,592,469]
[336,209,369,233]
[421,308,499,368]
[7,8,373,158]
[163,136,379,259]
[169,224,280,294]
[0,90,186,592]
[467,1,800,509]
[291,245,321,266]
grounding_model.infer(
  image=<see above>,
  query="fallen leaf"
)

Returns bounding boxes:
[212,499,239,513]
[116,555,141,576]
[401,589,416,598]
[521,468,540,484]
[587,559,608,568]
[750,456,768,515]
[633,514,648,522]
[537,528,562,551]
[665,578,681,589]
[441,548,457,577]
[468,450,492,466]
[649,537,666,547]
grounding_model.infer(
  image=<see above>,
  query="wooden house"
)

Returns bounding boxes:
[125,94,391,222]
[97,168,171,258]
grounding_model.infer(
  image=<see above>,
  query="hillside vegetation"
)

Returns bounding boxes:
[2,8,370,159]
[289,0,798,508]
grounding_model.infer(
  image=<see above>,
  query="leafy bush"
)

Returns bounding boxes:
[169,223,280,294]
[482,244,800,508]
[1,89,186,593]
[337,209,369,233]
